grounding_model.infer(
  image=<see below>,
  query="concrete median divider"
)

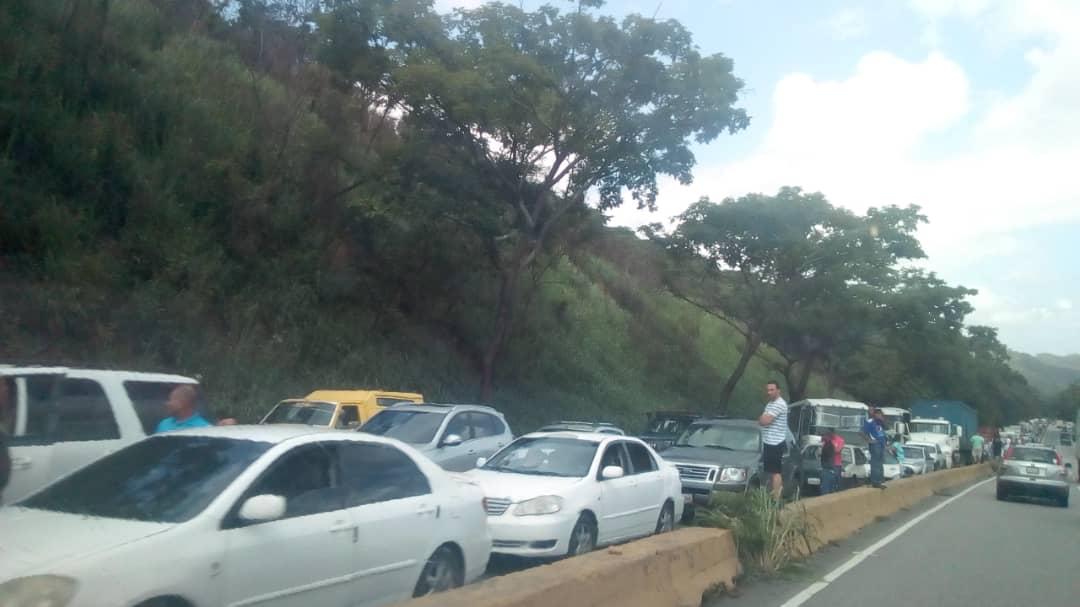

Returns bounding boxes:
[394,465,990,607]
[397,527,741,607]
[793,463,993,554]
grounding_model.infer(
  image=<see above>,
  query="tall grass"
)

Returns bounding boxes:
[696,489,817,574]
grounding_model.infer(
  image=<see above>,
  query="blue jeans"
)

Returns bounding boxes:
[869,442,885,485]
[822,464,840,494]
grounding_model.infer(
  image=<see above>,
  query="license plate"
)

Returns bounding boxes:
[807,477,821,485]
[1026,467,1041,476]
[683,494,693,504]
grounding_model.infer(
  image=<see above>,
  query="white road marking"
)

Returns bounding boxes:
[778,477,995,607]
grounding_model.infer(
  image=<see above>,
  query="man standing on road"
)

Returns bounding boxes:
[758,381,788,500]
[863,408,888,489]
[991,432,1004,468]
[155,384,212,433]
[820,428,844,494]
[970,432,985,464]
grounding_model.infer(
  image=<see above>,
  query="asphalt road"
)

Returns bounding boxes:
[713,430,1079,607]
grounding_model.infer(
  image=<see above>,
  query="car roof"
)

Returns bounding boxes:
[164,424,412,449]
[305,390,422,402]
[388,403,502,414]
[790,398,869,410]
[0,366,198,383]
[521,430,638,443]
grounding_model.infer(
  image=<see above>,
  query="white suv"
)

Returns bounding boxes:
[1,366,200,504]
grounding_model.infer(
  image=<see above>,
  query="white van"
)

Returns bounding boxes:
[1,366,199,504]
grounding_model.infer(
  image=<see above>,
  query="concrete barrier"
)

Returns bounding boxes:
[394,465,990,607]
[793,463,993,554]
[397,527,740,607]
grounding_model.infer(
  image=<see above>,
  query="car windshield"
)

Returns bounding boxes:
[262,401,335,426]
[1008,448,1056,464]
[20,436,271,522]
[910,422,950,434]
[675,423,760,451]
[482,436,598,477]
[905,446,926,459]
[360,409,446,444]
[645,416,695,435]
[538,424,595,433]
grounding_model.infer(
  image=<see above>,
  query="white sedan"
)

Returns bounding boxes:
[0,426,490,607]
[462,432,683,558]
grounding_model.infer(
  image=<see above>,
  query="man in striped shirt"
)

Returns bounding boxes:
[758,381,789,499]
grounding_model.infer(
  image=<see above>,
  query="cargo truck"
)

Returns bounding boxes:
[910,400,978,468]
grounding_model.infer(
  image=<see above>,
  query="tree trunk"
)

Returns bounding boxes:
[787,356,816,402]
[479,266,521,402]
[717,332,762,413]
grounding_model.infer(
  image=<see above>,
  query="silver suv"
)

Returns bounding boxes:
[359,403,513,472]
[996,444,1070,507]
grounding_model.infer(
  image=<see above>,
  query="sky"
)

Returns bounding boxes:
[435,0,1080,355]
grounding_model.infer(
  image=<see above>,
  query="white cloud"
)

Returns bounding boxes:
[820,8,868,39]
[434,0,488,13]
[1056,298,1074,311]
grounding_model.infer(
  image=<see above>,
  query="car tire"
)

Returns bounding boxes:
[655,501,675,534]
[412,544,463,597]
[567,513,597,557]
[1058,491,1069,508]
[996,485,1007,501]
[681,502,696,524]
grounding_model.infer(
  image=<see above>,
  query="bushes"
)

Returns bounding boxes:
[695,489,816,575]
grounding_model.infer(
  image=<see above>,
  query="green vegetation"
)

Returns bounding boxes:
[1008,351,1080,396]
[0,0,1048,430]
[696,489,816,575]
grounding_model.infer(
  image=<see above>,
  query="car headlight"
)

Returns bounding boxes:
[0,575,78,607]
[717,467,747,483]
[514,495,563,516]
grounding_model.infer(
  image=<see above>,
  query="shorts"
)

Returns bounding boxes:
[763,442,786,473]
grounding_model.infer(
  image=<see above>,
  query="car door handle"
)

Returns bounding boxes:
[11,456,32,470]
[417,505,439,518]
[329,520,358,534]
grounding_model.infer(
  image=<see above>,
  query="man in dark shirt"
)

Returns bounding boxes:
[820,428,837,494]
[863,409,888,489]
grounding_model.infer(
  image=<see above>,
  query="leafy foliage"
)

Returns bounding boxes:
[696,489,816,574]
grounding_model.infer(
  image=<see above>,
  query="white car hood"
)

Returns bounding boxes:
[461,469,584,501]
[0,507,173,578]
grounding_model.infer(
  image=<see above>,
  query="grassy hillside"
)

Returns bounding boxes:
[1,228,830,434]
[1008,350,1080,395]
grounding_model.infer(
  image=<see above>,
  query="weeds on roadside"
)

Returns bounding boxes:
[695,489,817,575]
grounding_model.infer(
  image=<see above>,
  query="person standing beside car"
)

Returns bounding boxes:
[970,432,984,464]
[863,409,888,488]
[155,384,212,433]
[758,381,788,500]
[820,428,844,494]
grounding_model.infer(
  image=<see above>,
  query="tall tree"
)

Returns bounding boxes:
[391,1,750,399]
[656,187,925,409]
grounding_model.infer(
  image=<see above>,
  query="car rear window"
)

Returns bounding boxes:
[1007,448,1056,464]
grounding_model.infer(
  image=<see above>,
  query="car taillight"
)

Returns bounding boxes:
[1004,447,1013,459]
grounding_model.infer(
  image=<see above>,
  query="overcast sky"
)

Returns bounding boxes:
[437,0,1080,355]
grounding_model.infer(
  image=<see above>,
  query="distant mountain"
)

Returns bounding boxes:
[1009,350,1080,395]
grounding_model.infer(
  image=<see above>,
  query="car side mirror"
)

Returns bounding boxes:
[239,494,286,522]
[601,465,625,480]
[441,434,463,448]
[476,456,488,468]
[1066,462,1073,470]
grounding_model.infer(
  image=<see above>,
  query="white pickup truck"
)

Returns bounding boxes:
[908,417,958,469]
[1,366,200,504]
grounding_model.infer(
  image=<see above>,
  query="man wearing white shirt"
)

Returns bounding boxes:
[758,381,788,499]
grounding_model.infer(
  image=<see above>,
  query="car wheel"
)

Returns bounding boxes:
[996,485,1007,501]
[1058,491,1069,508]
[655,501,675,534]
[567,514,597,557]
[680,502,696,524]
[412,544,463,597]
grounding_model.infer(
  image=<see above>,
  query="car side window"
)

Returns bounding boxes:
[239,443,343,523]
[625,442,657,474]
[124,381,188,435]
[841,447,854,465]
[854,448,867,466]
[470,412,505,439]
[46,378,120,441]
[339,442,431,507]
[444,412,471,442]
[337,406,360,429]
[598,442,630,478]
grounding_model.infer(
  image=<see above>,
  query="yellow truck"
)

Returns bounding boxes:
[259,390,424,429]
